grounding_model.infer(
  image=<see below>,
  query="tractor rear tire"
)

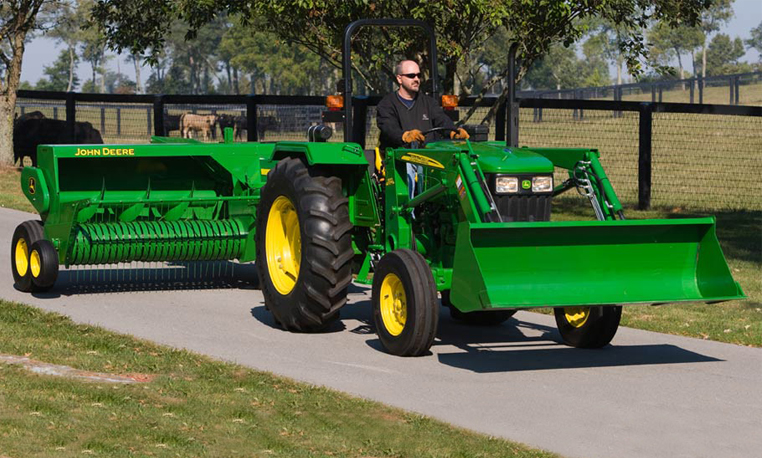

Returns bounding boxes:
[554,306,622,348]
[442,291,515,325]
[11,220,44,292]
[256,158,353,332]
[372,249,439,356]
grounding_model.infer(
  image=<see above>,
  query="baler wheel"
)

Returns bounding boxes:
[29,240,59,291]
[442,291,515,325]
[554,306,622,348]
[372,249,439,356]
[256,158,353,332]
[11,220,44,292]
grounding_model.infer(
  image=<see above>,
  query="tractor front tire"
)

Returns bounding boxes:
[554,306,622,348]
[442,291,515,325]
[11,220,44,292]
[256,158,353,332]
[372,249,439,356]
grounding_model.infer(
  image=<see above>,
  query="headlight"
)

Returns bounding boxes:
[532,176,553,193]
[495,177,518,193]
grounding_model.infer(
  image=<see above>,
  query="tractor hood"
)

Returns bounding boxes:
[427,141,554,174]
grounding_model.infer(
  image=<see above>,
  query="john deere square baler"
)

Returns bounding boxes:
[11,20,745,357]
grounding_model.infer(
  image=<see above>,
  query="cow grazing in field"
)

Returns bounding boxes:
[13,118,104,166]
[163,114,182,135]
[180,113,218,141]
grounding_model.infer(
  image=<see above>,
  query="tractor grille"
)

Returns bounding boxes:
[494,195,551,222]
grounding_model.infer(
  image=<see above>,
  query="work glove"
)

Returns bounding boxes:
[450,127,470,140]
[402,129,425,143]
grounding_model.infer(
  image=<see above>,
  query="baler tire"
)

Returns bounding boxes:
[554,305,622,348]
[29,240,59,291]
[442,291,515,325]
[256,157,353,332]
[11,220,44,292]
[372,249,439,356]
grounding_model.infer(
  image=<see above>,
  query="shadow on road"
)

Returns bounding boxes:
[435,316,722,372]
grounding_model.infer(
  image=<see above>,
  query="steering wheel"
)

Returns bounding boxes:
[410,126,459,149]
[421,126,458,137]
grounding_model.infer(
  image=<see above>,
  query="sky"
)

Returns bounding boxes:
[19,0,762,87]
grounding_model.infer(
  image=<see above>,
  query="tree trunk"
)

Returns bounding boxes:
[100,46,107,93]
[702,43,707,78]
[443,60,457,94]
[1,25,29,165]
[233,67,239,95]
[133,55,142,93]
[67,46,75,92]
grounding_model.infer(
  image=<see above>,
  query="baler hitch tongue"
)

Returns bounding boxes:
[448,217,745,312]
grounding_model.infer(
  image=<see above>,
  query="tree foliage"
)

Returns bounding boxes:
[705,32,750,76]
[746,20,762,59]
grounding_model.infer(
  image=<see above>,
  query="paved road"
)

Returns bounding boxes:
[2,208,760,458]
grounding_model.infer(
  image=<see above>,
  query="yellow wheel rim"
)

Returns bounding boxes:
[30,249,41,278]
[265,196,301,295]
[15,239,29,277]
[380,273,407,336]
[564,307,590,328]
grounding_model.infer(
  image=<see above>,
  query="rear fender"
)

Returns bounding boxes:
[268,141,379,228]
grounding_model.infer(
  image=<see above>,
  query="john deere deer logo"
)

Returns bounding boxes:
[28,177,36,195]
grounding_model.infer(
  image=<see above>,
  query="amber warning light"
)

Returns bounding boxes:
[326,95,344,111]
[441,95,458,110]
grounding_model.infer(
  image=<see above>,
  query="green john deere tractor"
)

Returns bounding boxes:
[12,19,744,356]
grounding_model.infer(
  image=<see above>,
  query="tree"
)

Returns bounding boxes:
[1,0,60,165]
[697,0,733,78]
[46,0,83,92]
[79,0,108,93]
[91,0,713,124]
[648,21,703,81]
[746,20,762,59]
[705,33,748,75]
[35,48,79,90]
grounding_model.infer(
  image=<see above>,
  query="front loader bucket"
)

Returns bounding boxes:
[449,218,745,312]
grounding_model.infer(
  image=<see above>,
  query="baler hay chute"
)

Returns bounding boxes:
[12,19,745,357]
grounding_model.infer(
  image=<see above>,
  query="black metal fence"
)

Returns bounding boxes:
[519,71,762,106]
[14,90,762,211]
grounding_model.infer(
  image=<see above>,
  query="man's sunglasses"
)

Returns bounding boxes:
[399,73,422,79]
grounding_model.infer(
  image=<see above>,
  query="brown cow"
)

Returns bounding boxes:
[180,113,218,141]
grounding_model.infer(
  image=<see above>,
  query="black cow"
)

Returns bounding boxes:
[216,114,279,141]
[14,111,46,127]
[163,114,182,135]
[13,118,104,166]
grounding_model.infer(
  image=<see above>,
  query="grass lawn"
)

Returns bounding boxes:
[0,301,558,458]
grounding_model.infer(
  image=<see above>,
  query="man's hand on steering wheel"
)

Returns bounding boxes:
[450,127,470,140]
[419,126,470,141]
[402,129,425,143]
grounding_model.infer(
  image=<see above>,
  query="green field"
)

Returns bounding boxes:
[0,300,558,458]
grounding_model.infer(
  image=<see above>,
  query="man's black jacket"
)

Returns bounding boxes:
[376,92,454,151]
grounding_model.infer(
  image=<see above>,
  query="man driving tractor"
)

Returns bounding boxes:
[376,59,470,195]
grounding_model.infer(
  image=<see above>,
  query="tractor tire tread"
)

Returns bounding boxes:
[256,158,353,333]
